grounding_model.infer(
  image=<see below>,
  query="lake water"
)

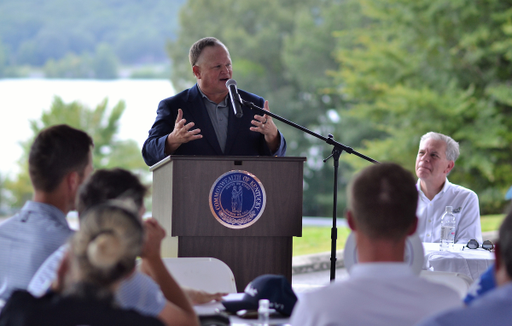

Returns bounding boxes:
[0,78,175,175]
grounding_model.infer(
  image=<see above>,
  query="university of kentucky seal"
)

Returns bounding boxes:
[209,170,266,229]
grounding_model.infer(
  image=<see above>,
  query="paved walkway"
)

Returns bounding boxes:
[291,217,348,292]
[292,265,349,293]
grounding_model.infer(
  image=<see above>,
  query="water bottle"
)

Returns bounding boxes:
[258,299,270,326]
[440,206,456,251]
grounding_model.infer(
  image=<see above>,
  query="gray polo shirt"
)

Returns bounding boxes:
[0,201,74,302]
[198,87,229,153]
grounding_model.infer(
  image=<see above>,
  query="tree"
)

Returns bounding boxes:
[333,0,512,213]
[0,173,10,210]
[4,96,149,206]
[43,52,93,78]
[0,38,6,77]
[0,0,186,66]
[92,43,119,79]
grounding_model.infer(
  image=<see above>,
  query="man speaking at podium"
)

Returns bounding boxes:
[142,37,286,166]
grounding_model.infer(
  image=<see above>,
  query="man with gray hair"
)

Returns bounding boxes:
[415,131,482,244]
[142,37,286,166]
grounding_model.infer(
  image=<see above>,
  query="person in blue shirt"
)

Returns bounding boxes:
[416,208,512,326]
[0,124,94,305]
[463,264,496,305]
[463,192,512,305]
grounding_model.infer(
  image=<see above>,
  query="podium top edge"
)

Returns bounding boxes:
[149,155,307,172]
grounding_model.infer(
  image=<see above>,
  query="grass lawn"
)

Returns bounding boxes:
[481,214,505,233]
[293,226,351,257]
[293,214,505,257]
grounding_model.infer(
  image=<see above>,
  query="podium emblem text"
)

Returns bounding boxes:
[209,170,267,229]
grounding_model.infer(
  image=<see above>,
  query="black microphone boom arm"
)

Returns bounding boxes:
[241,99,378,163]
[241,98,378,282]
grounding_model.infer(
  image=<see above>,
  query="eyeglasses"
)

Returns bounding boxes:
[482,240,495,251]
[466,239,494,251]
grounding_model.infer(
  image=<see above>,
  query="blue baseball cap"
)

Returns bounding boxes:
[222,274,297,316]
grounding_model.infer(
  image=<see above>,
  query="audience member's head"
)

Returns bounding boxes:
[496,208,512,285]
[76,168,148,217]
[29,124,94,193]
[348,162,418,241]
[66,202,144,295]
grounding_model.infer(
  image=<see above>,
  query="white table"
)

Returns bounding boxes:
[194,293,291,325]
[422,242,495,280]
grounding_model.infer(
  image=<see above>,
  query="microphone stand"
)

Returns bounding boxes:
[241,99,378,281]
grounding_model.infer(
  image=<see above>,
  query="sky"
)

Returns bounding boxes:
[0,78,175,176]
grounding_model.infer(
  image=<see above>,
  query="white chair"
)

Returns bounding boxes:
[419,270,473,298]
[162,257,237,293]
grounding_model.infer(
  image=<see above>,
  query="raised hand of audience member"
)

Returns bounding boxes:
[141,217,166,262]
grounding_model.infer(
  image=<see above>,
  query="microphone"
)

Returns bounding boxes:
[226,79,243,118]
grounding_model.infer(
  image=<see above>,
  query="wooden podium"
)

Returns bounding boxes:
[150,156,305,290]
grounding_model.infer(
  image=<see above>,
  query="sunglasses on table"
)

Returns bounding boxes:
[466,239,494,251]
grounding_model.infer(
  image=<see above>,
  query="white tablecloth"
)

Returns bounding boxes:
[423,242,495,280]
[194,293,291,325]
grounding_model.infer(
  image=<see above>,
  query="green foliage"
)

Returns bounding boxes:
[0,0,186,67]
[129,65,170,79]
[5,96,148,206]
[43,53,93,78]
[43,44,119,79]
[334,0,512,214]
[0,38,5,77]
[4,159,36,208]
[92,43,119,79]
[0,37,23,77]
[165,0,511,215]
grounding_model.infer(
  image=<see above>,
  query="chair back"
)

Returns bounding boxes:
[419,270,473,298]
[162,257,237,293]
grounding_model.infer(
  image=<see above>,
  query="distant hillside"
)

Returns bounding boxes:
[0,0,186,66]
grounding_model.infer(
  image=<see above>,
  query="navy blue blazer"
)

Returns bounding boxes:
[142,84,287,166]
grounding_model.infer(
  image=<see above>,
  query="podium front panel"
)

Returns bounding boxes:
[153,156,304,237]
[178,236,293,291]
[151,156,305,285]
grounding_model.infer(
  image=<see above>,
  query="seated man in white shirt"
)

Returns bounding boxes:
[416,208,512,326]
[415,132,482,244]
[290,163,462,326]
